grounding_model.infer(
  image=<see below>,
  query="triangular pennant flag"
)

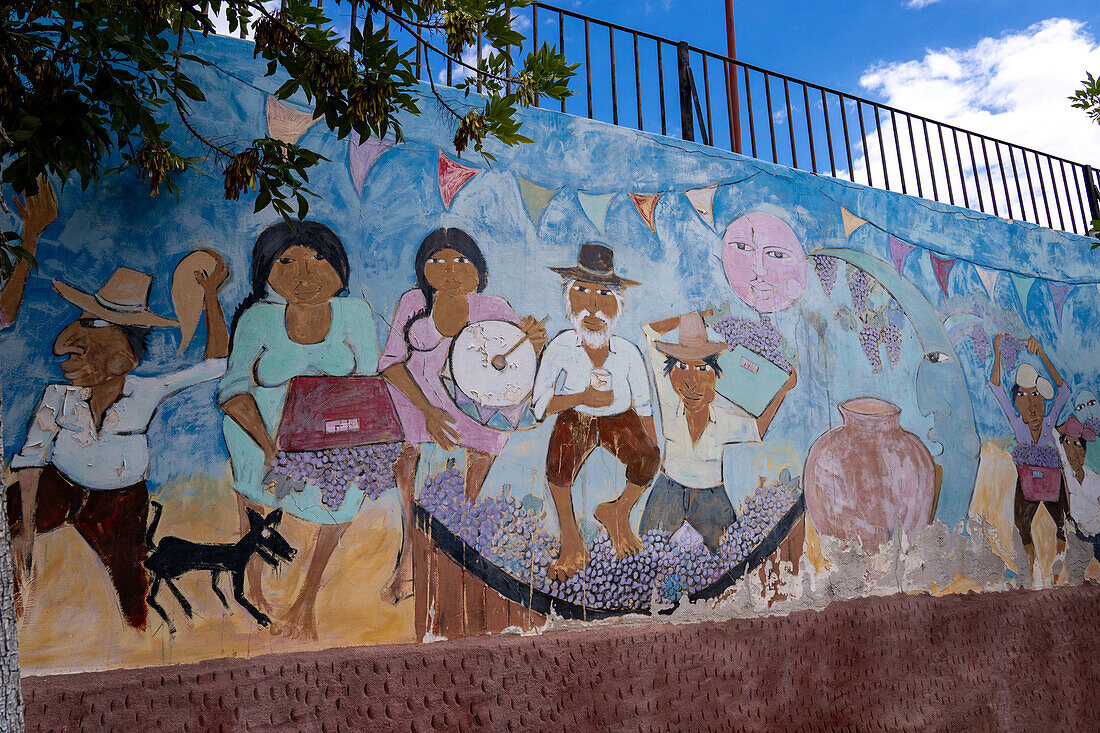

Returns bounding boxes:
[517,174,560,226]
[348,131,395,195]
[888,235,917,277]
[974,265,1000,299]
[841,207,867,238]
[475,403,498,424]
[630,193,660,233]
[1047,282,1075,328]
[438,152,480,209]
[1011,273,1035,311]
[498,403,528,429]
[685,184,718,229]
[928,253,956,298]
[578,192,615,232]
[265,96,321,145]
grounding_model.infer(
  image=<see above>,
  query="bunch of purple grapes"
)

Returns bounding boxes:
[1011,443,1061,469]
[998,334,1027,372]
[712,316,793,372]
[270,442,402,510]
[719,477,800,568]
[882,302,904,368]
[971,324,991,363]
[857,324,883,373]
[813,255,839,296]
[849,269,873,314]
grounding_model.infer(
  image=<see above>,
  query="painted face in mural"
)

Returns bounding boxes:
[1013,386,1047,430]
[1075,390,1100,422]
[266,244,343,305]
[667,357,718,413]
[565,279,622,347]
[53,316,138,387]
[721,213,806,313]
[423,247,481,297]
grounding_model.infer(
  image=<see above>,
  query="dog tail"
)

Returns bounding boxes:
[147,501,164,549]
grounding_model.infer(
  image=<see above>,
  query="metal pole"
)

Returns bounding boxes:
[677,41,695,142]
[723,0,742,154]
[1086,165,1100,224]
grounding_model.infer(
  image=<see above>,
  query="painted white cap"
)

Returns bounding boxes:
[1015,362,1054,399]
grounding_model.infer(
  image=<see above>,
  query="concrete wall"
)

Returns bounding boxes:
[3,32,1099,677]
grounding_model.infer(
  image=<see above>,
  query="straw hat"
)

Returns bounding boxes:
[54,267,178,328]
[654,312,727,361]
[549,242,640,288]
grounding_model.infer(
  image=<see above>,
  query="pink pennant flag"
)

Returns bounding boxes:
[629,193,660,234]
[438,152,480,209]
[889,235,917,277]
[929,253,956,298]
[349,131,395,195]
[1047,282,1075,328]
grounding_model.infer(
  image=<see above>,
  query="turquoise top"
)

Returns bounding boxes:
[220,297,380,524]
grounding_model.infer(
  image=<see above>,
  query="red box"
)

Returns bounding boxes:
[276,375,403,451]
[1019,463,1062,502]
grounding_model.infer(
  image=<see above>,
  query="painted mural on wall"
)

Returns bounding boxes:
[3,34,1100,674]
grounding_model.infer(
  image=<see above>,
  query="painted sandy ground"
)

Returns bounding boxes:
[14,472,414,675]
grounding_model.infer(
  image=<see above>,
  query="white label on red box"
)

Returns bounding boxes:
[324,418,360,434]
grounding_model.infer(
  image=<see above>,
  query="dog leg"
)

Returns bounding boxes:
[210,571,230,610]
[146,577,175,634]
[164,578,193,619]
[232,571,271,627]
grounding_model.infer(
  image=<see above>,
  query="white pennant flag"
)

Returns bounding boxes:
[685,184,718,230]
[578,192,615,232]
[974,265,1000,299]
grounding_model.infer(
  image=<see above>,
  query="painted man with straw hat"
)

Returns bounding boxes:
[7,261,229,629]
[532,242,660,580]
[639,310,796,551]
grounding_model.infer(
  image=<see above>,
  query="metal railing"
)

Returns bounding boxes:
[386,2,1100,236]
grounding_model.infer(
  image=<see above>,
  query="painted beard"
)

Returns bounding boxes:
[567,308,618,347]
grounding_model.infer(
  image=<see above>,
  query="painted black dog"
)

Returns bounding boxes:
[144,501,296,633]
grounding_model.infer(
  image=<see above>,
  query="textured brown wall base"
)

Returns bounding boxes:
[22,586,1100,731]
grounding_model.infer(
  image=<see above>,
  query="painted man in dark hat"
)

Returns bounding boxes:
[7,261,229,629]
[532,242,659,579]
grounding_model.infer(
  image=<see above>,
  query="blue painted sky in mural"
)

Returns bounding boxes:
[2,31,1099,535]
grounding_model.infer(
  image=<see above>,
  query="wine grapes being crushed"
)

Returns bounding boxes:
[270,442,403,510]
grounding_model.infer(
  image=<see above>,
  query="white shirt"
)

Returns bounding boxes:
[532,330,652,420]
[1056,440,1100,535]
[643,325,760,488]
[11,359,226,489]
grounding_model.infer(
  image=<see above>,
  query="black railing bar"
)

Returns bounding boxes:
[821,89,836,178]
[743,64,757,159]
[783,77,797,169]
[803,83,817,175]
[702,54,714,147]
[936,124,954,206]
[856,100,871,187]
[921,118,936,201]
[1059,160,1077,234]
[657,43,666,135]
[559,11,566,113]
[907,114,922,199]
[689,67,710,146]
[839,93,854,183]
[584,19,592,119]
[1034,151,1053,228]
[952,129,970,209]
[764,72,778,165]
[1022,148,1039,225]
[873,106,890,191]
[994,142,1012,221]
[1048,156,1066,231]
[965,133,984,213]
[633,33,642,129]
[1008,146,1024,222]
[609,26,618,126]
[889,109,906,195]
[980,138,999,217]
[530,3,1095,174]
[1070,159,1086,232]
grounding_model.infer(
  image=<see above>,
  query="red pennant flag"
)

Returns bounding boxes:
[929,253,956,298]
[438,152,480,209]
[629,193,660,233]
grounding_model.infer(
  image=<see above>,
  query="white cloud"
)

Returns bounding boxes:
[906,0,944,9]
[846,18,1100,232]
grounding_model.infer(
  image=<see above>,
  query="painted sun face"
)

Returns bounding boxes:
[721,213,806,313]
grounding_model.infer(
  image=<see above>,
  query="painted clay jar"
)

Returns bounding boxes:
[803,397,935,549]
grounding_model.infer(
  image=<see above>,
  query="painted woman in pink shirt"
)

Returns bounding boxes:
[379,228,546,603]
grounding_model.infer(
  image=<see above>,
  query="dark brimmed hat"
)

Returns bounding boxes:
[549,242,640,288]
[655,312,727,360]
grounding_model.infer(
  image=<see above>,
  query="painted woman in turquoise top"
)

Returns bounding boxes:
[219,221,379,639]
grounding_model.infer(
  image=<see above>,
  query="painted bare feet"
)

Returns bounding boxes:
[548,545,590,581]
[593,501,643,558]
[380,570,414,604]
[282,600,318,641]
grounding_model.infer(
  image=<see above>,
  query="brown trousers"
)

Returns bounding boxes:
[546,408,660,487]
[7,464,149,630]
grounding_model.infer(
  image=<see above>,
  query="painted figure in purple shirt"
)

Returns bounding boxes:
[379,228,546,604]
[989,333,1070,580]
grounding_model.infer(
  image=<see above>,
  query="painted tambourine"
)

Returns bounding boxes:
[443,320,538,431]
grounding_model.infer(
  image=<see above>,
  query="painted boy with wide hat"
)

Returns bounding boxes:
[532,242,659,580]
[7,261,229,629]
[640,310,796,551]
